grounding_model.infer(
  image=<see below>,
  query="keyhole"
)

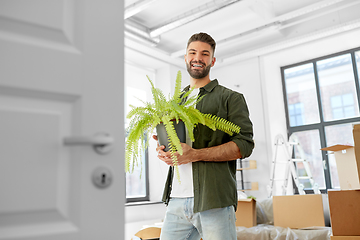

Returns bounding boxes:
[101,173,106,184]
[92,167,112,189]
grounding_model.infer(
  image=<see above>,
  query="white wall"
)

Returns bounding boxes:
[211,58,269,200]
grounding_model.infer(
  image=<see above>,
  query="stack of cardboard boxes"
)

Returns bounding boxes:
[270,125,360,238]
[321,124,360,239]
[235,125,360,238]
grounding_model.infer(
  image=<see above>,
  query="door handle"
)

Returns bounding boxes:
[64,133,113,154]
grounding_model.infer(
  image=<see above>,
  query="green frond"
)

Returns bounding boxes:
[172,71,182,101]
[174,107,193,127]
[147,75,167,109]
[180,87,193,101]
[168,142,181,183]
[183,120,196,142]
[194,94,206,105]
[202,113,241,135]
[127,106,154,121]
[185,106,206,125]
[162,116,183,155]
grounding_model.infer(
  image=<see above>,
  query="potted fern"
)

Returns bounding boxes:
[125,70,241,178]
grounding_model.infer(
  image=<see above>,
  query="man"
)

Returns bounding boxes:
[154,32,254,240]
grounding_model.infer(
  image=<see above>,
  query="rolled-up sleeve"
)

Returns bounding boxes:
[228,93,254,158]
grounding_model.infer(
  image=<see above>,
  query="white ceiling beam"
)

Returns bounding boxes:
[149,0,243,38]
[124,0,243,47]
[124,0,159,19]
[248,0,276,20]
[221,18,360,65]
[275,0,345,22]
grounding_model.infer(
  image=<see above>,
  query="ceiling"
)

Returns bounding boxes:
[124,0,360,70]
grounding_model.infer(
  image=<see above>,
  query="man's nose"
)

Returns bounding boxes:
[193,53,201,62]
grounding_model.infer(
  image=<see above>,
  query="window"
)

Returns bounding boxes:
[125,64,154,202]
[125,86,149,202]
[282,47,360,191]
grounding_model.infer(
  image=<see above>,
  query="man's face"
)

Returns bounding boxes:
[185,41,216,79]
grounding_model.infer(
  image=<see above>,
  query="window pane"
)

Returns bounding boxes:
[330,95,341,108]
[325,123,356,189]
[125,86,148,199]
[317,54,359,121]
[126,152,147,198]
[343,93,354,105]
[284,63,320,126]
[290,130,326,189]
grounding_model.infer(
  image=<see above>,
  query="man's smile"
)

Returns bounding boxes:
[191,62,205,69]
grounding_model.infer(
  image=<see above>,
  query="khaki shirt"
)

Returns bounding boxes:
[162,79,254,213]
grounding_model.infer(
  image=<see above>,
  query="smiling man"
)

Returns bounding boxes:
[185,40,215,80]
[155,32,254,240]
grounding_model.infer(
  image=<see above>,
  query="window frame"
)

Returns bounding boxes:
[281,46,360,192]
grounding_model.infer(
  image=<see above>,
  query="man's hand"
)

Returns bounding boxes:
[153,135,241,164]
[152,135,194,166]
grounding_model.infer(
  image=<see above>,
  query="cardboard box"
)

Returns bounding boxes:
[331,236,360,240]
[328,190,360,236]
[320,124,360,190]
[273,194,330,229]
[321,145,360,190]
[235,198,256,227]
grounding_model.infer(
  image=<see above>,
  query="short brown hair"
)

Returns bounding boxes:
[187,32,216,55]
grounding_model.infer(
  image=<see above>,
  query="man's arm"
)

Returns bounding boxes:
[154,135,241,166]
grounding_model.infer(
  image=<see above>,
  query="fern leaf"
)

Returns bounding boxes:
[172,71,182,101]
[202,114,241,135]
[168,141,181,184]
[162,116,183,155]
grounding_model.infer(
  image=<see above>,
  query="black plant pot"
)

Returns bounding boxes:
[156,120,186,152]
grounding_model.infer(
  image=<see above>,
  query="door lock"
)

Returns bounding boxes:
[92,167,112,189]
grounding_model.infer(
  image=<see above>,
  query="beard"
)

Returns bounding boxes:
[186,61,212,79]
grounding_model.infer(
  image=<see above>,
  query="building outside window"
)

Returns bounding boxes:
[281,48,360,191]
[288,103,304,127]
[330,93,355,120]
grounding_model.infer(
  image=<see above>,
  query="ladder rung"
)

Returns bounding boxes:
[298,176,311,180]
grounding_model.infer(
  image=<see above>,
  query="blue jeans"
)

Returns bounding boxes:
[160,198,237,240]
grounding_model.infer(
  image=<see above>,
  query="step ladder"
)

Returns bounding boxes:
[267,134,320,197]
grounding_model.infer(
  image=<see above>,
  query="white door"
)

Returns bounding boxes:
[0,1,124,240]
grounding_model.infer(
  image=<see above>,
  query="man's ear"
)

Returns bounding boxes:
[211,57,216,67]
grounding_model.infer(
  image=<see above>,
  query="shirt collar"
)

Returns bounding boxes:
[201,79,218,93]
[184,79,218,93]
